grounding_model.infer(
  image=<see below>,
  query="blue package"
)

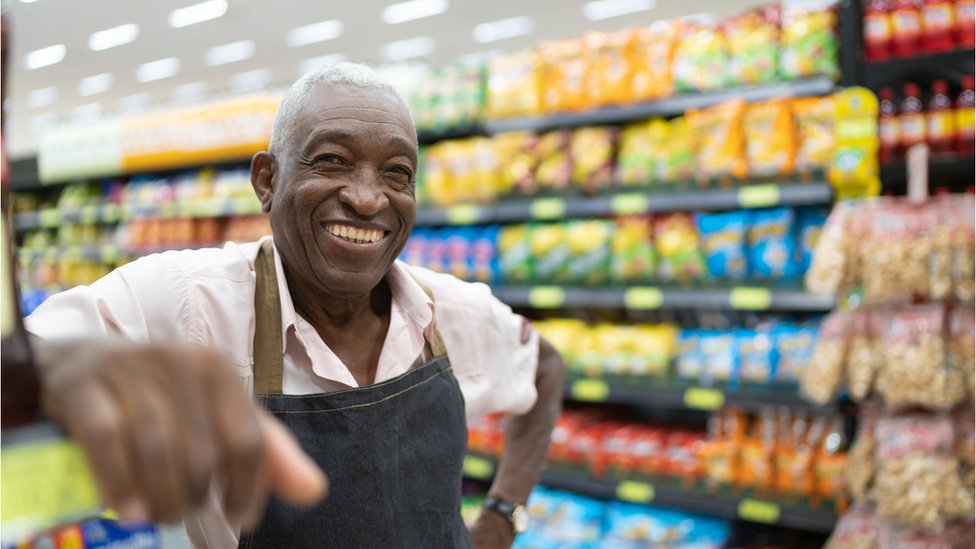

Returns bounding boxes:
[773,322,819,383]
[81,517,160,548]
[748,207,800,279]
[471,225,500,284]
[696,211,750,280]
[699,331,739,388]
[737,328,778,385]
[445,228,472,281]
[796,207,830,274]
[675,330,705,382]
[515,488,604,548]
[602,502,731,549]
[402,228,429,267]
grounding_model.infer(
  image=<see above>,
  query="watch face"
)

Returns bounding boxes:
[511,505,530,534]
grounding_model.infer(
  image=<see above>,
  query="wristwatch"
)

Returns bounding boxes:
[483,497,529,534]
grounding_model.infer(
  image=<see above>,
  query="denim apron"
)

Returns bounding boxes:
[239,241,471,548]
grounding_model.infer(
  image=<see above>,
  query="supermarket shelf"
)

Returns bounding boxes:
[13,197,264,231]
[415,182,834,227]
[18,243,223,264]
[863,49,976,89]
[483,77,835,134]
[417,125,485,145]
[563,375,835,414]
[491,285,836,312]
[880,156,975,194]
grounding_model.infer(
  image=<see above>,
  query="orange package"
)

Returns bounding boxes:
[703,408,746,488]
[538,38,589,113]
[585,29,637,107]
[814,415,849,504]
[486,49,543,120]
[739,408,777,490]
[743,99,797,177]
[792,95,836,173]
[688,99,747,179]
[631,21,682,101]
[775,410,820,496]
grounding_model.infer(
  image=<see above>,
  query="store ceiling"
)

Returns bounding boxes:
[1,0,765,158]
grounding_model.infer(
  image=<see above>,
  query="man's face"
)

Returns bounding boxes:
[268,82,418,299]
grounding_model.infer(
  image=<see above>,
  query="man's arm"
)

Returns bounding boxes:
[468,335,564,547]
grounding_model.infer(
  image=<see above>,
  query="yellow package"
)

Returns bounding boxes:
[610,215,656,282]
[829,88,880,199]
[469,137,499,204]
[531,223,571,283]
[631,21,681,101]
[565,219,612,285]
[688,99,747,179]
[657,117,695,182]
[616,121,654,186]
[792,95,836,173]
[538,38,589,113]
[571,126,617,195]
[534,130,573,192]
[724,6,781,85]
[672,22,731,92]
[421,143,454,207]
[574,325,605,377]
[486,49,542,120]
[498,224,534,283]
[534,319,588,371]
[492,131,538,196]
[585,28,636,107]
[598,324,634,376]
[743,99,796,177]
[630,324,678,377]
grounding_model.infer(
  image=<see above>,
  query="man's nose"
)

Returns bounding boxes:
[338,170,390,218]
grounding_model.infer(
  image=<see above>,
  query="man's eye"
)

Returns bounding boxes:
[389,166,413,179]
[316,155,344,166]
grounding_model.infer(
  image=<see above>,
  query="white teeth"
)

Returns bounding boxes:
[325,224,384,244]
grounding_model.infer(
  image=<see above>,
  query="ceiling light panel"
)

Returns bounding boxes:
[169,0,228,28]
[382,0,448,24]
[380,36,435,62]
[286,20,344,47]
[582,0,655,21]
[27,87,57,109]
[89,23,139,51]
[24,44,66,70]
[136,57,181,82]
[79,73,114,96]
[172,82,209,103]
[472,16,535,43]
[231,68,273,92]
[298,54,348,75]
[205,40,255,66]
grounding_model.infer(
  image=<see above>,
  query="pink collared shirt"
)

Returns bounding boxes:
[25,235,539,548]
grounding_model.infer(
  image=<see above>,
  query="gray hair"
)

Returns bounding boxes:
[268,62,413,156]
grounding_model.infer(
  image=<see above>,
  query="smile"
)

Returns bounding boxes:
[323,223,388,245]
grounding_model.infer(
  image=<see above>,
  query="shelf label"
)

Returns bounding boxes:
[527,286,565,308]
[616,481,655,503]
[530,198,566,220]
[737,185,781,209]
[463,455,495,480]
[683,387,725,411]
[623,287,663,310]
[570,379,609,402]
[729,287,773,310]
[737,498,781,524]
[79,205,100,224]
[38,209,60,228]
[445,205,480,225]
[610,193,649,216]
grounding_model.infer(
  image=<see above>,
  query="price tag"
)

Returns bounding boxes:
[737,185,781,209]
[100,245,120,264]
[610,193,649,216]
[737,498,781,524]
[570,379,609,402]
[462,455,495,480]
[623,287,663,310]
[530,198,566,220]
[729,287,773,310]
[79,205,100,224]
[445,205,479,225]
[616,481,655,503]
[683,387,725,411]
[38,209,60,228]
[527,286,565,308]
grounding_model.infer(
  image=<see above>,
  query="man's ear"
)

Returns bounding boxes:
[251,151,276,213]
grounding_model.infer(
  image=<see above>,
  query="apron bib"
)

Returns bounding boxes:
[239,240,471,548]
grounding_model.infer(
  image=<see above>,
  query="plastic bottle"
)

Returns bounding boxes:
[956,75,975,155]
[927,80,956,154]
[879,87,901,163]
[864,0,894,60]
[891,0,923,57]
[955,0,976,47]
[899,82,927,155]
[922,0,957,52]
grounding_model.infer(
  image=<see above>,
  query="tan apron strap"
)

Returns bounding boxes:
[253,239,284,395]
[406,271,447,359]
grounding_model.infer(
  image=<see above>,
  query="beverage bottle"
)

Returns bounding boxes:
[956,0,976,47]
[864,0,894,61]
[922,0,957,52]
[879,87,901,163]
[891,0,923,57]
[956,75,975,155]
[899,82,927,155]
[927,80,956,154]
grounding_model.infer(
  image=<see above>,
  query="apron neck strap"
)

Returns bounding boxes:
[253,239,284,395]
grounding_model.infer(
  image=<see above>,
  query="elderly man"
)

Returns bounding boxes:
[27,63,564,548]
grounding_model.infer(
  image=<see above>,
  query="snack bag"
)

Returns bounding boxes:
[743,99,796,177]
[571,126,618,195]
[520,488,605,547]
[703,408,746,487]
[949,305,976,401]
[486,49,542,119]
[792,95,836,173]
[530,223,571,284]
[630,324,677,377]
[800,311,849,405]
[616,121,654,186]
[737,329,777,384]
[723,6,781,85]
[565,220,612,285]
[951,196,976,301]
[534,319,588,372]
[469,137,499,204]
[470,225,500,284]
[845,403,879,504]
[421,144,453,207]
[780,0,840,80]
[773,322,818,383]
[498,224,534,283]
[774,411,821,495]
[657,116,696,182]
[610,216,656,283]
[676,330,705,381]
[534,130,574,192]
[493,131,538,196]
[672,22,731,92]
[814,415,848,501]
[748,207,801,279]
[795,207,829,274]
[654,213,705,283]
[700,331,739,387]
[696,210,750,280]
[538,38,589,113]
[602,503,731,549]
[824,506,879,549]
[739,407,776,489]
[631,21,681,101]
[687,99,747,180]
[585,29,636,107]
[846,310,880,402]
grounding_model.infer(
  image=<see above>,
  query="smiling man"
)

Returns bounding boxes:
[26,64,564,549]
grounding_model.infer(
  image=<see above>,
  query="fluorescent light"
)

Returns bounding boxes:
[79,73,114,97]
[169,0,227,28]
[231,68,273,92]
[382,0,448,24]
[472,16,535,43]
[24,44,66,70]
[298,54,348,75]
[136,57,181,82]
[20,0,41,4]
[582,0,655,21]
[119,93,152,114]
[286,20,344,47]
[380,36,435,62]
[205,40,255,66]
[27,87,57,109]
[172,82,208,103]
[89,23,139,51]
[71,103,102,123]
